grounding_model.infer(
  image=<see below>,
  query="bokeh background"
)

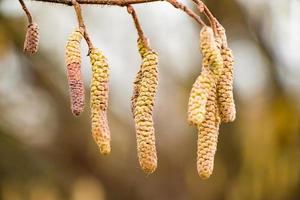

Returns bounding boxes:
[0,0,300,199]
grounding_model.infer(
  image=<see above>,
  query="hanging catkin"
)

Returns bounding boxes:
[89,48,111,155]
[187,26,223,126]
[65,28,85,116]
[196,65,220,179]
[199,26,223,78]
[215,21,236,122]
[133,39,159,174]
[23,23,39,54]
[131,38,148,115]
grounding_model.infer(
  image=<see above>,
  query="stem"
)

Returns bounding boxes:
[19,0,33,24]
[166,0,206,27]
[126,5,149,49]
[71,0,94,50]
[191,0,217,34]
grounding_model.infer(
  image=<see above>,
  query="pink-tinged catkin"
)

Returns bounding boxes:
[23,23,39,54]
[215,21,236,122]
[133,40,159,174]
[65,28,85,116]
[89,48,111,155]
[196,65,220,179]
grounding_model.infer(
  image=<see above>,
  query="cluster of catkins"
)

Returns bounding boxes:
[22,19,235,179]
[65,28,112,156]
[188,23,235,179]
[64,27,159,174]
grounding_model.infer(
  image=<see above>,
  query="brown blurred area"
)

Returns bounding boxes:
[0,0,300,199]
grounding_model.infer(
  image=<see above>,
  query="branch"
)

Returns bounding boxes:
[29,0,206,26]
[30,0,162,6]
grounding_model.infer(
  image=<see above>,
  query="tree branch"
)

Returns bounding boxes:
[30,0,162,6]
[29,0,206,27]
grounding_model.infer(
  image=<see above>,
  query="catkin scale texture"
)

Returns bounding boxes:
[187,68,215,125]
[214,22,236,122]
[65,28,85,116]
[133,41,159,174]
[23,23,39,54]
[218,48,236,122]
[89,48,111,155]
[200,26,223,78]
[197,66,220,179]
[187,27,223,126]
[131,39,146,115]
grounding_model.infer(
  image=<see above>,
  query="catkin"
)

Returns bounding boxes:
[218,48,236,122]
[196,65,220,179]
[187,69,214,125]
[133,41,159,174]
[199,26,223,78]
[89,48,111,155]
[187,26,223,126]
[65,28,85,116]
[23,23,39,54]
[131,38,147,115]
[215,22,236,122]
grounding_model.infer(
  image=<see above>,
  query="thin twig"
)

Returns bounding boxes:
[71,0,94,50]
[30,0,162,6]
[191,0,217,34]
[167,0,206,27]
[19,0,33,24]
[126,5,149,49]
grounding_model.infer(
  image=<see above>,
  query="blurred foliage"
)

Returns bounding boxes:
[0,0,300,200]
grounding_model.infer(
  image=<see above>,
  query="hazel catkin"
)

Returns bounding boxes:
[187,26,223,126]
[218,47,236,122]
[23,23,39,54]
[89,48,111,155]
[133,40,159,174]
[196,65,220,179]
[65,28,85,116]
[214,21,236,122]
[200,26,223,78]
[187,68,214,125]
[131,38,150,115]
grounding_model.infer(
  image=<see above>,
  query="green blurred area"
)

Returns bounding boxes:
[0,0,300,200]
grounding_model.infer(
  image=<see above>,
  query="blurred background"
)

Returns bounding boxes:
[0,0,300,199]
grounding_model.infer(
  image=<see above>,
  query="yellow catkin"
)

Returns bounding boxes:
[23,23,39,54]
[215,22,236,122]
[131,38,148,114]
[89,48,111,155]
[187,26,223,126]
[196,65,221,179]
[65,28,85,116]
[218,48,236,122]
[133,39,158,174]
[187,70,214,125]
[200,26,223,78]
